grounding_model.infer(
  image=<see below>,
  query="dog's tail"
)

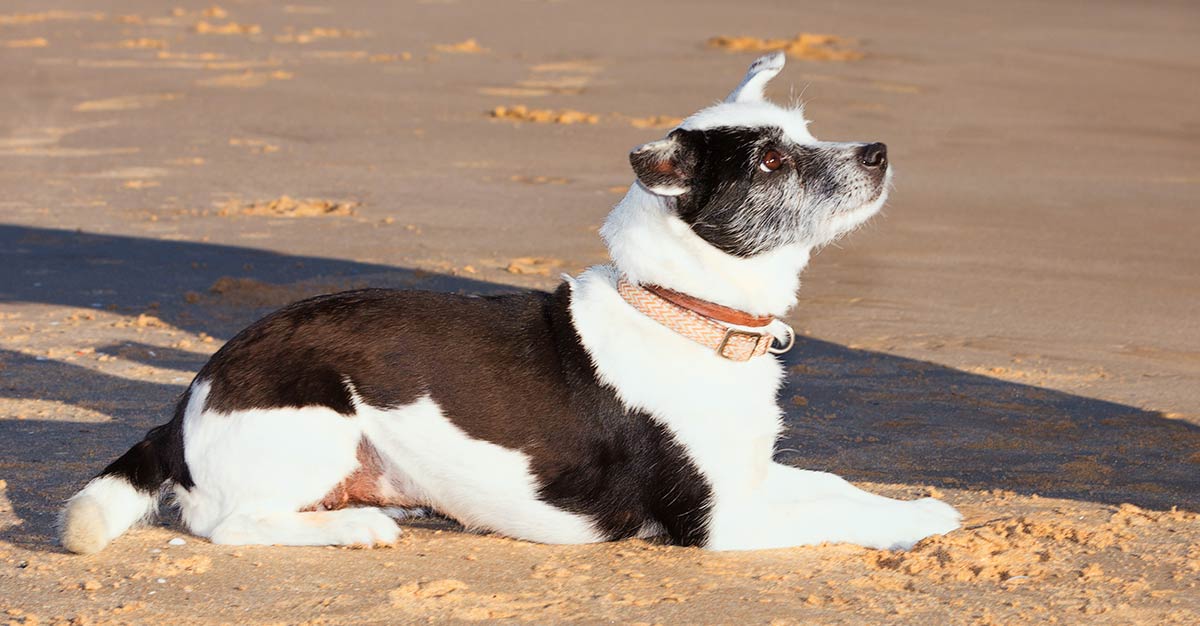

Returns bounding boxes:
[60,390,193,554]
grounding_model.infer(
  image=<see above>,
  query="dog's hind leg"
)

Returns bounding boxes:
[209,508,400,547]
[174,381,407,546]
[706,463,961,551]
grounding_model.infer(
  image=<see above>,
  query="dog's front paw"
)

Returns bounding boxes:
[884,498,961,550]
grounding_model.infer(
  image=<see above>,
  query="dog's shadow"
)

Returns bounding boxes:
[774,341,1199,511]
[1,224,1196,552]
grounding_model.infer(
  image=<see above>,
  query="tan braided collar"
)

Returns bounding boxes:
[616,277,794,362]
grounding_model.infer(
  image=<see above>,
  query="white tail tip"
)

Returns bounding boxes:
[59,476,157,554]
[60,496,110,554]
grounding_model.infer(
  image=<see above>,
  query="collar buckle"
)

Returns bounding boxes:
[716,328,767,362]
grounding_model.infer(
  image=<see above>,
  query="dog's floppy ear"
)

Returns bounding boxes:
[724,51,785,104]
[629,129,701,197]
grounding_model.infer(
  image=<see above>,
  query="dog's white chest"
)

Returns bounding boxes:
[568,266,785,492]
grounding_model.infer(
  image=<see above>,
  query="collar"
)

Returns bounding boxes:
[616,276,795,362]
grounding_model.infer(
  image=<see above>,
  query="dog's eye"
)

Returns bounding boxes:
[759,149,784,172]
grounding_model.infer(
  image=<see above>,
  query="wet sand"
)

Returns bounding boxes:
[1,1,1198,623]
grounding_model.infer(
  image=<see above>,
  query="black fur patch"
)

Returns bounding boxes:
[163,286,714,546]
[99,388,194,491]
[667,126,847,257]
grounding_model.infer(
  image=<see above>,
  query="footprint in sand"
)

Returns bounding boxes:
[0,121,138,157]
[83,166,170,180]
[479,60,602,98]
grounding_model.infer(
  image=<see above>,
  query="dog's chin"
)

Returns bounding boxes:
[811,193,886,247]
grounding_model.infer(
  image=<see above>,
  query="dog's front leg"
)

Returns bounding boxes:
[706,463,960,551]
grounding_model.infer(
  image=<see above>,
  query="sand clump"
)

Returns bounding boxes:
[197,70,293,88]
[72,93,180,112]
[193,20,261,35]
[490,105,599,125]
[111,312,169,329]
[434,38,487,54]
[0,11,103,25]
[490,108,679,128]
[221,195,357,218]
[172,6,229,19]
[628,115,684,129]
[228,137,279,153]
[509,175,570,185]
[275,27,367,44]
[865,504,1198,587]
[505,257,562,276]
[389,579,578,622]
[708,33,863,61]
[150,554,213,577]
[303,50,412,63]
[116,37,167,49]
[2,38,48,48]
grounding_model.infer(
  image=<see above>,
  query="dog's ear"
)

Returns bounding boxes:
[724,51,785,104]
[629,129,701,197]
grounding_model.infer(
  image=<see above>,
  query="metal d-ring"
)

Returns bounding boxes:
[768,322,796,355]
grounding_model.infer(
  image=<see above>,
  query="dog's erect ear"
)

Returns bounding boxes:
[724,51,786,104]
[629,129,701,197]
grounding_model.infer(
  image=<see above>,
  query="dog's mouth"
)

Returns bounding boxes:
[859,168,892,210]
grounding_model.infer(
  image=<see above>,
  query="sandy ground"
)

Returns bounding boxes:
[1,0,1198,623]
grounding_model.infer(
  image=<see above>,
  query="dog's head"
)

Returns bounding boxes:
[602,52,890,315]
[630,52,889,256]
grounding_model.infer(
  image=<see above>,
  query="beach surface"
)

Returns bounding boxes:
[1,1,1198,623]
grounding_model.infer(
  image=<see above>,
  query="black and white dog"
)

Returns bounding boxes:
[60,53,960,554]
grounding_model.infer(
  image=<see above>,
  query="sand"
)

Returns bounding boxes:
[1,0,1198,624]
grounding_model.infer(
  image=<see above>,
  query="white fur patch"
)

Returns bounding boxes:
[725,51,786,104]
[358,395,603,544]
[682,101,815,145]
[209,508,401,547]
[175,382,600,547]
[601,185,812,317]
[705,464,961,551]
[59,475,157,554]
[569,266,960,550]
[176,380,364,538]
[568,266,784,499]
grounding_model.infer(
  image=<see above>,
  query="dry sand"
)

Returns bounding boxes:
[1,0,1198,624]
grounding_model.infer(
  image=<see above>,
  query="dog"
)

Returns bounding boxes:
[59,52,960,554]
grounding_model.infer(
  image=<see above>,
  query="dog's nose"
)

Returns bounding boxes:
[859,142,888,169]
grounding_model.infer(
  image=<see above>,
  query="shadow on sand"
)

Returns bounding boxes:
[1,224,1196,552]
